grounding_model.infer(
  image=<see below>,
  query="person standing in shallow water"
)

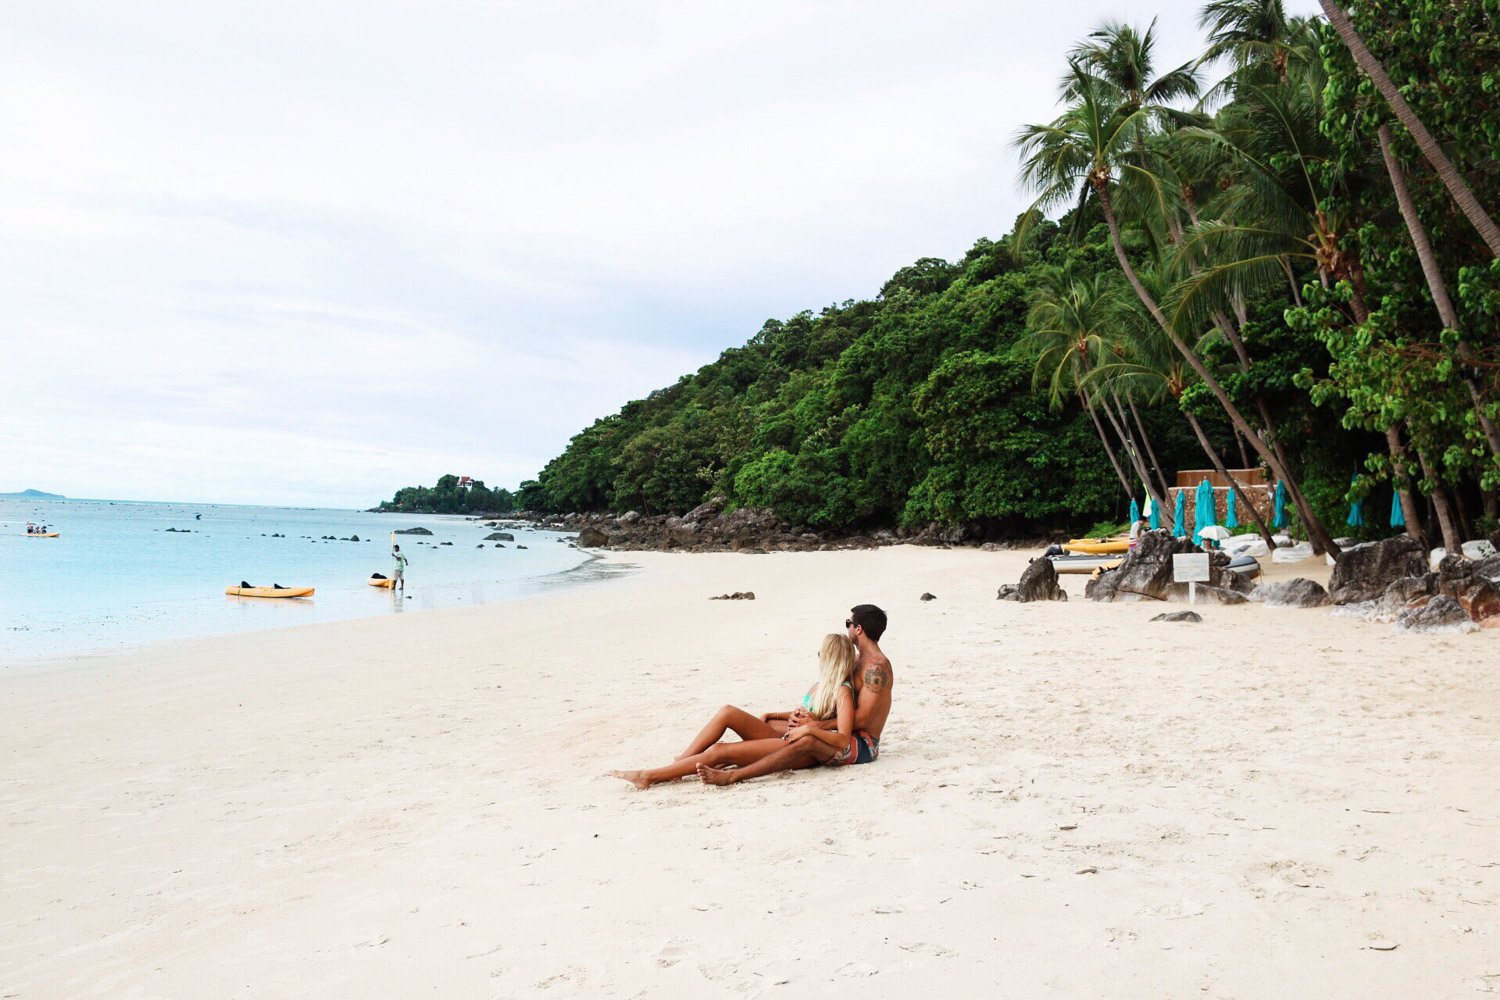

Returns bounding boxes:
[697,603,893,786]
[391,544,409,592]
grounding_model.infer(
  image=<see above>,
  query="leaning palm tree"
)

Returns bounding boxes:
[1318,0,1500,256]
[1087,301,1277,545]
[1015,267,1154,506]
[1015,58,1341,554]
[1374,123,1500,464]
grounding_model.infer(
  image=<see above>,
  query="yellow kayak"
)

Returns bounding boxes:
[225,586,315,598]
[367,578,395,588]
[23,532,60,538]
[1063,539,1129,555]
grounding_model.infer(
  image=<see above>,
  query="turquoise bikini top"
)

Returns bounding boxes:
[801,681,853,714]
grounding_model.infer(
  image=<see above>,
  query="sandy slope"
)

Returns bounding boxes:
[2,546,1497,999]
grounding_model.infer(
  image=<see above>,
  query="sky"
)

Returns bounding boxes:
[0,0,1319,508]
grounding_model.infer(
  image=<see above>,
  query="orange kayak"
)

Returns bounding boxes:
[225,586,314,598]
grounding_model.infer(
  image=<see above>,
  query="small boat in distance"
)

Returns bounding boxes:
[23,531,60,538]
[225,585,315,598]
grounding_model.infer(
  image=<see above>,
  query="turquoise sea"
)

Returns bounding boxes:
[1,497,609,664]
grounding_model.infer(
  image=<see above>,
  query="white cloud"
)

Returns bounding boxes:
[0,0,1319,506]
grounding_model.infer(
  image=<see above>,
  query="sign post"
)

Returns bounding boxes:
[1172,553,1211,604]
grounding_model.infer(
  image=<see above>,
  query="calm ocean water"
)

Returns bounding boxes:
[1,497,611,664]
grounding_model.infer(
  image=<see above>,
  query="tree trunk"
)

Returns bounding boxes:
[1081,389,1135,498]
[1184,410,1275,546]
[1280,255,1302,307]
[1384,424,1426,545]
[1415,446,1462,552]
[1126,397,1172,499]
[1100,388,1167,513]
[1376,123,1500,463]
[1098,187,1342,555]
[1235,429,1252,471]
[1320,0,1500,256]
[1453,487,1476,542]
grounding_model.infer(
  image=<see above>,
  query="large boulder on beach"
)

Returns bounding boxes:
[1194,585,1248,605]
[1087,529,1231,602]
[1327,536,1427,604]
[576,527,609,548]
[1015,558,1067,603]
[1255,578,1330,608]
[394,526,432,535]
[1473,555,1500,583]
[1394,595,1475,634]
[483,532,515,542]
[1379,575,1436,615]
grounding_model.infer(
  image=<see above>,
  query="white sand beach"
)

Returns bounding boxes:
[3,546,1497,998]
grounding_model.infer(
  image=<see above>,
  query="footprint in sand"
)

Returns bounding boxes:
[656,943,690,968]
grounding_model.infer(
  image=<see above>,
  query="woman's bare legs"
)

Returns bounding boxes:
[675,705,782,760]
[611,738,786,790]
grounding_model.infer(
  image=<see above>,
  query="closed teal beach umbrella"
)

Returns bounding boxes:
[1129,498,1140,525]
[1193,479,1216,544]
[1390,490,1406,528]
[1272,480,1288,529]
[1346,476,1365,528]
[1150,494,1161,530]
[1225,487,1239,528]
[1172,490,1187,538]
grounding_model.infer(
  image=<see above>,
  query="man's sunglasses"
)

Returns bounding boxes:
[845,619,857,629]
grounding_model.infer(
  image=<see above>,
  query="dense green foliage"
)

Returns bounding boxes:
[517,231,1206,534]
[519,0,1500,547]
[379,475,514,515]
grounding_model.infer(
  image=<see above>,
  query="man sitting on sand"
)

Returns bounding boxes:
[696,603,893,786]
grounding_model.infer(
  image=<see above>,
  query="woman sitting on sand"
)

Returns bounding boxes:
[609,634,857,789]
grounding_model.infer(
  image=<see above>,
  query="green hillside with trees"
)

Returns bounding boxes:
[378,475,514,515]
[516,0,1500,553]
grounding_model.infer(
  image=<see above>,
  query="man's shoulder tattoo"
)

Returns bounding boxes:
[863,665,890,690]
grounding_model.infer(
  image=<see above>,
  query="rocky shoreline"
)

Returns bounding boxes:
[1007,530,1500,634]
[478,497,1038,554]
[458,503,1499,635]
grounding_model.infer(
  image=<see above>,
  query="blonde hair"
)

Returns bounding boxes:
[806,633,856,720]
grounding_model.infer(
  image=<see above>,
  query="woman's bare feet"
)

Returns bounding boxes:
[695,764,737,786]
[607,769,652,790]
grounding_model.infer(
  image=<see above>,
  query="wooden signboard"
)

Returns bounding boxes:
[1172,553,1211,582]
[1172,552,1211,604]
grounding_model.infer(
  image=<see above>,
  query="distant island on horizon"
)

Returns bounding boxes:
[0,489,67,500]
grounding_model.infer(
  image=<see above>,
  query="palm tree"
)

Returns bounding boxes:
[1089,301,1277,544]
[1015,267,1157,507]
[1066,19,1202,117]
[1198,0,1317,86]
[1318,0,1500,257]
[1015,58,1342,555]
